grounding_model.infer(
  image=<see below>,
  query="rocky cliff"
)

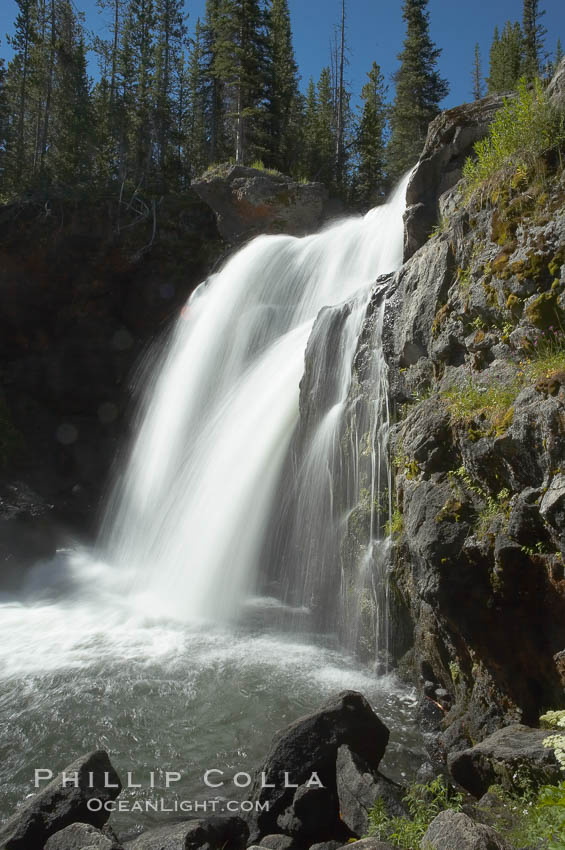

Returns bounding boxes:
[365,64,565,756]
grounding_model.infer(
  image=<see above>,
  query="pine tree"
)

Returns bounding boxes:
[555,38,564,71]
[201,0,225,163]
[153,0,187,186]
[334,0,347,189]
[118,0,156,184]
[264,0,300,173]
[313,66,335,187]
[213,0,267,164]
[522,0,546,81]
[0,53,8,196]
[91,0,122,184]
[472,43,484,100]
[186,19,208,178]
[6,0,38,185]
[49,1,92,186]
[355,61,387,208]
[301,77,318,180]
[387,0,448,183]
[487,21,522,93]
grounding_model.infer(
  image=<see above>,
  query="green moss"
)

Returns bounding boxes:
[442,380,521,436]
[548,248,565,278]
[508,250,551,285]
[483,280,499,308]
[436,497,463,523]
[525,290,564,329]
[506,293,522,316]
[386,506,404,537]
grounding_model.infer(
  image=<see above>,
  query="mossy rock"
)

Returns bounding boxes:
[535,370,565,397]
[436,497,464,523]
[525,289,564,329]
[509,251,551,285]
[432,303,451,337]
[506,293,522,317]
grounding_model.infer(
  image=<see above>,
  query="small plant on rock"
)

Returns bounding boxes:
[367,777,463,849]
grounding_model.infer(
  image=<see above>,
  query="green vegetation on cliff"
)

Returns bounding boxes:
[463,79,565,197]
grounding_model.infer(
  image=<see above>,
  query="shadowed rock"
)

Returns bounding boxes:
[247,691,389,843]
[0,750,121,850]
[448,724,560,797]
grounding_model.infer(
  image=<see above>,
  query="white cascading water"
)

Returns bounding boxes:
[102,174,410,626]
[0,178,423,831]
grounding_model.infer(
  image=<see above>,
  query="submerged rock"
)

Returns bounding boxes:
[448,724,560,797]
[192,165,329,244]
[247,690,389,843]
[0,750,121,850]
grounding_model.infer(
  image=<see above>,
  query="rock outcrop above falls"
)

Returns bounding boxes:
[404,93,506,261]
[192,165,329,244]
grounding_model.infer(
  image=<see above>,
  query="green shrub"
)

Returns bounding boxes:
[463,78,565,197]
[520,326,565,382]
[367,777,463,849]
[484,782,565,850]
[441,380,520,435]
[385,506,403,537]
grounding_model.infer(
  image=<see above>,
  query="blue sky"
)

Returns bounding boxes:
[1,0,564,110]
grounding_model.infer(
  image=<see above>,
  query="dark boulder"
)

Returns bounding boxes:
[448,724,560,797]
[247,691,390,843]
[276,785,342,842]
[192,165,329,244]
[0,750,121,850]
[0,482,58,591]
[421,810,515,850]
[127,816,248,850]
[336,746,406,838]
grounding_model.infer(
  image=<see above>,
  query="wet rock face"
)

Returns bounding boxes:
[192,165,329,244]
[371,59,565,757]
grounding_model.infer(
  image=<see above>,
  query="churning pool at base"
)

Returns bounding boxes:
[0,550,423,840]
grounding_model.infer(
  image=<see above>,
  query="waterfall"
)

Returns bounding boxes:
[101,175,409,635]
